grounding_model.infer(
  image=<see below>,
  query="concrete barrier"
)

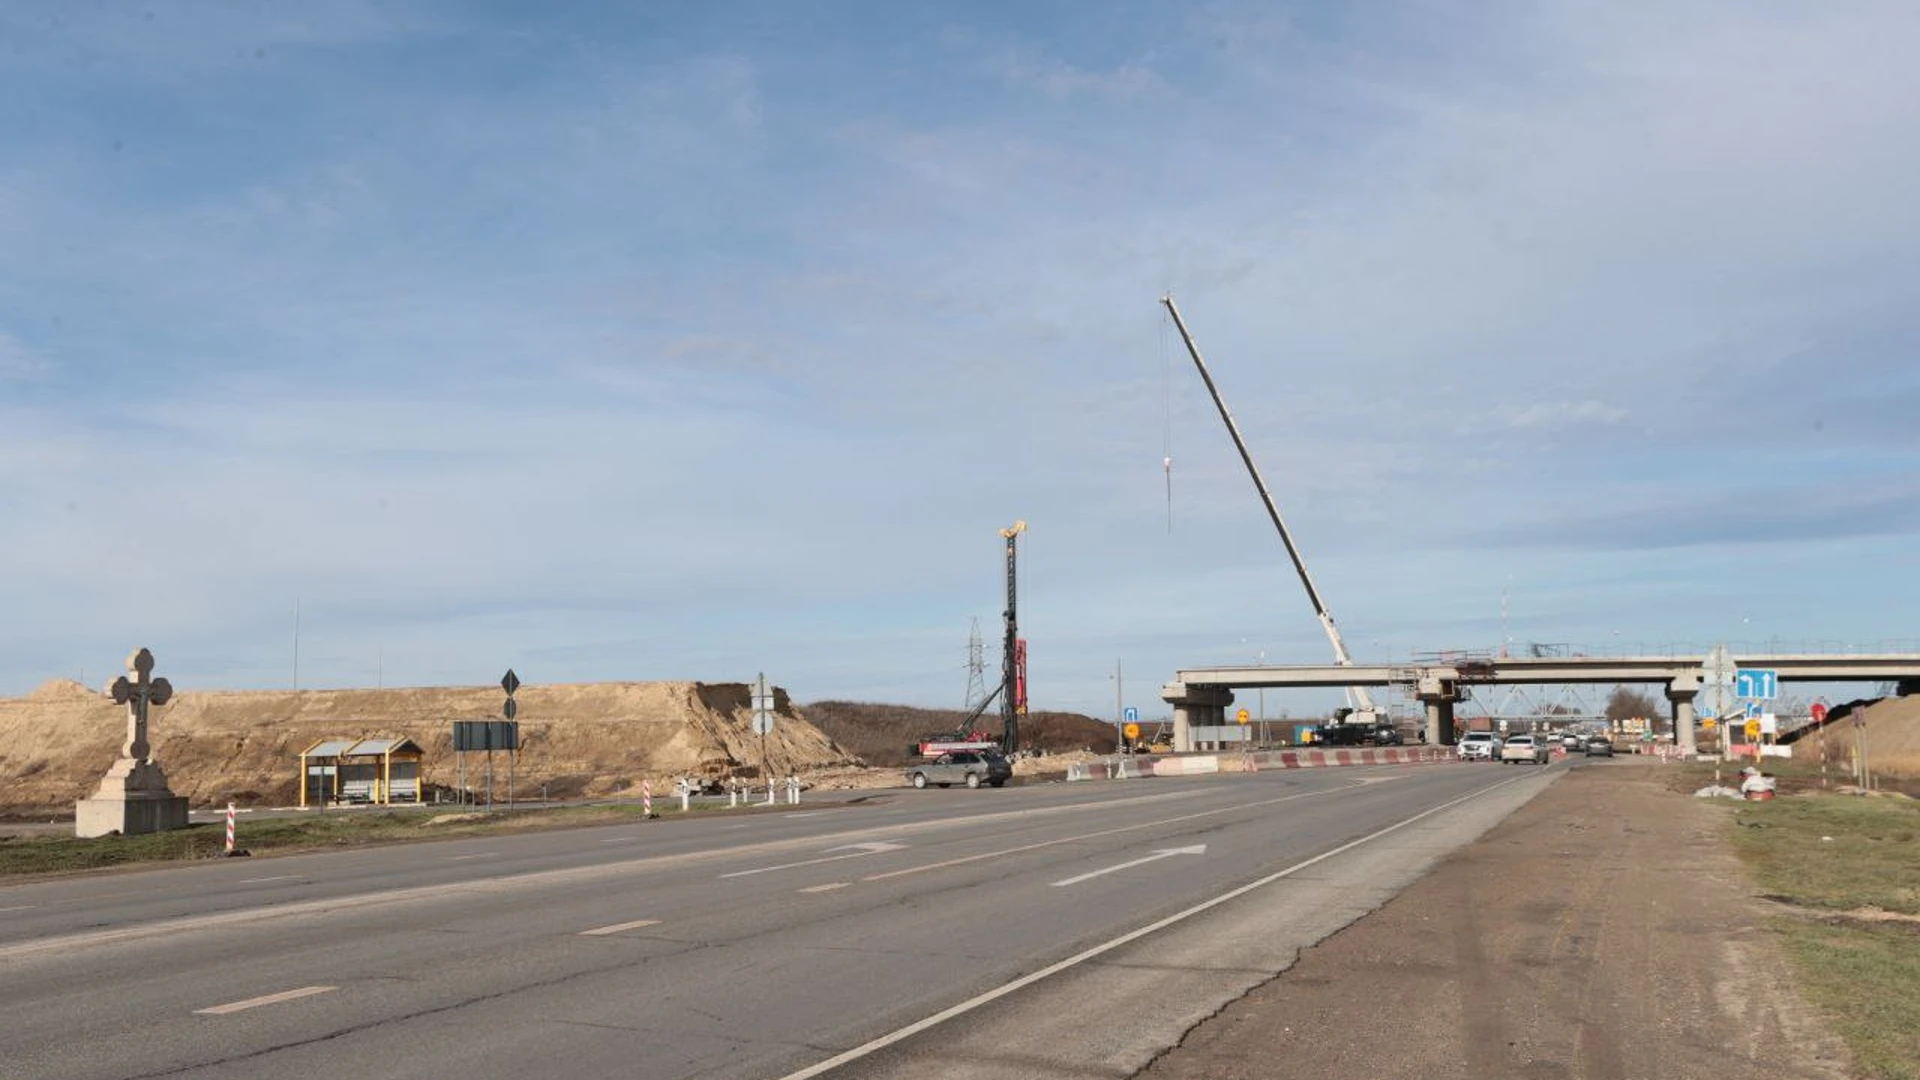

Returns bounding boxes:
[1061,746,1453,782]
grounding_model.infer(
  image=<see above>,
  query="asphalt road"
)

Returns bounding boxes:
[0,761,1561,1080]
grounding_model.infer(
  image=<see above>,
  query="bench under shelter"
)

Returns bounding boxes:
[298,736,425,807]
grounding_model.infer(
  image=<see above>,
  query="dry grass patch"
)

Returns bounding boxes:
[1728,792,1920,1079]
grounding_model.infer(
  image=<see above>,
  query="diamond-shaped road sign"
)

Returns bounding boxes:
[501,669,521,697]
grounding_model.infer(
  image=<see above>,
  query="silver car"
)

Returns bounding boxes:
[904,751,1012,789]
[1500,733,1551,764]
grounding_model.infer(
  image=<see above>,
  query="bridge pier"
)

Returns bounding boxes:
[1666,675,1699,758]
[1417,672,1461,746]
[1160,682,1234,754]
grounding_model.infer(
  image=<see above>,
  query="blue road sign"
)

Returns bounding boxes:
[1123,706,1140,724]
[1735,668,1778,700]
[1744,701,1761,720]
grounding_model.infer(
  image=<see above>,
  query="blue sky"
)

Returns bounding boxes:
[3,1,1917,720]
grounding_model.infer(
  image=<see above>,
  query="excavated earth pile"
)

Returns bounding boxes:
[0,679,857,811]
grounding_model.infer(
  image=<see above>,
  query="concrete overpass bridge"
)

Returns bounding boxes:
[1162,653,1920,755]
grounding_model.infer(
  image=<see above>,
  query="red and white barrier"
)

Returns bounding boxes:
[641,780,653,816]
[225,802,236,854]
[1068,746,1457,780]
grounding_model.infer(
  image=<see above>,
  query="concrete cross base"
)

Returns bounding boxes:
[74,792,189,838]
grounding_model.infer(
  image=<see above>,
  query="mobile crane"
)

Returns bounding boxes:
[1160,296,1389,737]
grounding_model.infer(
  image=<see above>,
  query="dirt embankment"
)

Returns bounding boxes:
[0,679,856,810]
[1790,696,1920,792]
[804,700,1118,767]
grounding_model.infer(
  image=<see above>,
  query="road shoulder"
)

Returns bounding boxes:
[1140,759,1853,1080]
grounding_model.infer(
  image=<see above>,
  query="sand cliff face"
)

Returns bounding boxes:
[0,679,855,809]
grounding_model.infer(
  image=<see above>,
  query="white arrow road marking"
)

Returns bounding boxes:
[1052,845,1207,887]
[720,841,907,879]
[580,918,661,936]
[195,985,337,1015]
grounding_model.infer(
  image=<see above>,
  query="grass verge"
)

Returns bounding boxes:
[1727,792,1920,1080]
[0,800,744,878]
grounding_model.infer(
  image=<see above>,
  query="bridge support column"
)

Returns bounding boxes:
[1667,675,1699,758]
[1161,682,1234,754]
[1417,672,1462,746]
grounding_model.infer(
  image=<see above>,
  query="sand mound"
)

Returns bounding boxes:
[0,680,856,810]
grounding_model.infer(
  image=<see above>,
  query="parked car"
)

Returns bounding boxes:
[1500,733,1551,764]
[1458,732,1501,761]
[1584,736,1615,757]
[905,750,1012,789]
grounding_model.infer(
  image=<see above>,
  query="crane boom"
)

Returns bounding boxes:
[1159,295,1380,717]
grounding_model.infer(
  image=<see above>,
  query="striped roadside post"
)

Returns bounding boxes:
[641,780,653,817]
[224,802,236,854]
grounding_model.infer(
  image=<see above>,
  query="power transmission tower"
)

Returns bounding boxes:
[964,618,987,710]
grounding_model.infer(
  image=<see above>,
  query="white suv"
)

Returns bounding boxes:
[1458,732,1500,761]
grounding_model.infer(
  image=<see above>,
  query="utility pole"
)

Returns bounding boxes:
[1114,659,1123,728]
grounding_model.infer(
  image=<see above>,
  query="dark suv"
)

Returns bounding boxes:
[905,751,1012,789]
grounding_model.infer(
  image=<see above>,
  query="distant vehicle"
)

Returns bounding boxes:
[1500,734,1550,764]
[1561,733,1585,750]
[1308,720,1404,747]
[1458,732,1500,761]
[1584,736,1614,758]
[905,750,1011,789]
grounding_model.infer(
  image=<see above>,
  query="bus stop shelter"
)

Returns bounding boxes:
[298,736,425,807]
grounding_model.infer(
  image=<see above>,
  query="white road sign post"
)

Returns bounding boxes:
[1703,644,1737,731]
[753,673,776,804]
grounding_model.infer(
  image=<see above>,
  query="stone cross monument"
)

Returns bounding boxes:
[75,647,190,838]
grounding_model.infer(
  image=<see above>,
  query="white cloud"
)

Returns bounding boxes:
[1507,400,1630,429]
[0,332,51,379]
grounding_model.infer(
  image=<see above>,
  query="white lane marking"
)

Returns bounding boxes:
[776,772,1537,1080]
[720,841,908,879]
[799,882,848,894]
[447,853,497,861]
[0,905,37,913]
[0,782,1222,962]
[1052,844,1207,887]
[238,876,298,884]
[599,837,639,843]
[579,918,661,937]
[862,782,1366,883]
[785,811,825,818]
[195,985,337,1015]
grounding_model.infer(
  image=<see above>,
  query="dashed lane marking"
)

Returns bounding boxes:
[799,883,848,893]
[195,985,337,1016]
[861,782,1366,883]
[237,876,299,884]
[776,771,1538,1079]
[579,919,662,936]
